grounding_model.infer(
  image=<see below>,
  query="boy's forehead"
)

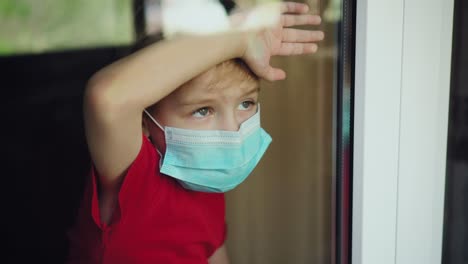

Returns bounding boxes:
[171,67,259,102]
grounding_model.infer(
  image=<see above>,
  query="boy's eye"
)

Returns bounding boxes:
[238,101,255,111]
[192,107,211,118]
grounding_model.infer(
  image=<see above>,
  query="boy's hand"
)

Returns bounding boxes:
[238,2,324,81]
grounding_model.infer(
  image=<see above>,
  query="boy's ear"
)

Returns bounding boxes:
[142,116,151,138]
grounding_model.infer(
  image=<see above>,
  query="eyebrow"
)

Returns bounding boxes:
[242,86,261,96]
[178,86,260,107]
[177,97,215,107]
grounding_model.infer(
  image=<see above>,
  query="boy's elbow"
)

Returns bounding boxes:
[84,73,124,122]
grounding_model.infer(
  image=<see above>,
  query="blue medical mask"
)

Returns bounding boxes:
[144,106,272,193]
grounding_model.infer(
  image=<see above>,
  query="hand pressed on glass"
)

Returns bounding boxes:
[238,1,324,81]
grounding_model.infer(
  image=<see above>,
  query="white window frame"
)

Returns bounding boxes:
[352,0,455,263]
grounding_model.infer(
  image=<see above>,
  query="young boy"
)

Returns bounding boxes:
[67,2,323,263]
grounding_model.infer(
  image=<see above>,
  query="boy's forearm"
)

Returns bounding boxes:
[88,31,248,114]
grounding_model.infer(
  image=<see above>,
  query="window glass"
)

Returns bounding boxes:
[2,1,354,263]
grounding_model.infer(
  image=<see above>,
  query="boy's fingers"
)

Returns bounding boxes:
[265,67,286,81]
[276,43,318,56]
[282,29,325,43]
[282,14,322,27]
[281,2,309,14]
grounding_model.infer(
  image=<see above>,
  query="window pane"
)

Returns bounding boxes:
[2,0,354,263]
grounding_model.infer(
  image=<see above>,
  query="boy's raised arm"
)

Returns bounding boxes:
[84,32,248,190]
[83,1,323,192]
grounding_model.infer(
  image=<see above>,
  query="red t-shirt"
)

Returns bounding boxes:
[67,136,226,264]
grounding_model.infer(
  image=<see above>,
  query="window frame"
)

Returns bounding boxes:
[352,0,454,263]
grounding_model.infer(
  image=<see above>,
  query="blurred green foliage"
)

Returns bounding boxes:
[0,0,134,55]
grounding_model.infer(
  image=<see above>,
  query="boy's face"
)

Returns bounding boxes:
[144,63,260,153]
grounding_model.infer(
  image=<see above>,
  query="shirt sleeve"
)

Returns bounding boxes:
[89,135,162,228]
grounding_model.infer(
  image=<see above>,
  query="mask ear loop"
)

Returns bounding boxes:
[144,109,165,131]
[143,109,165,162]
